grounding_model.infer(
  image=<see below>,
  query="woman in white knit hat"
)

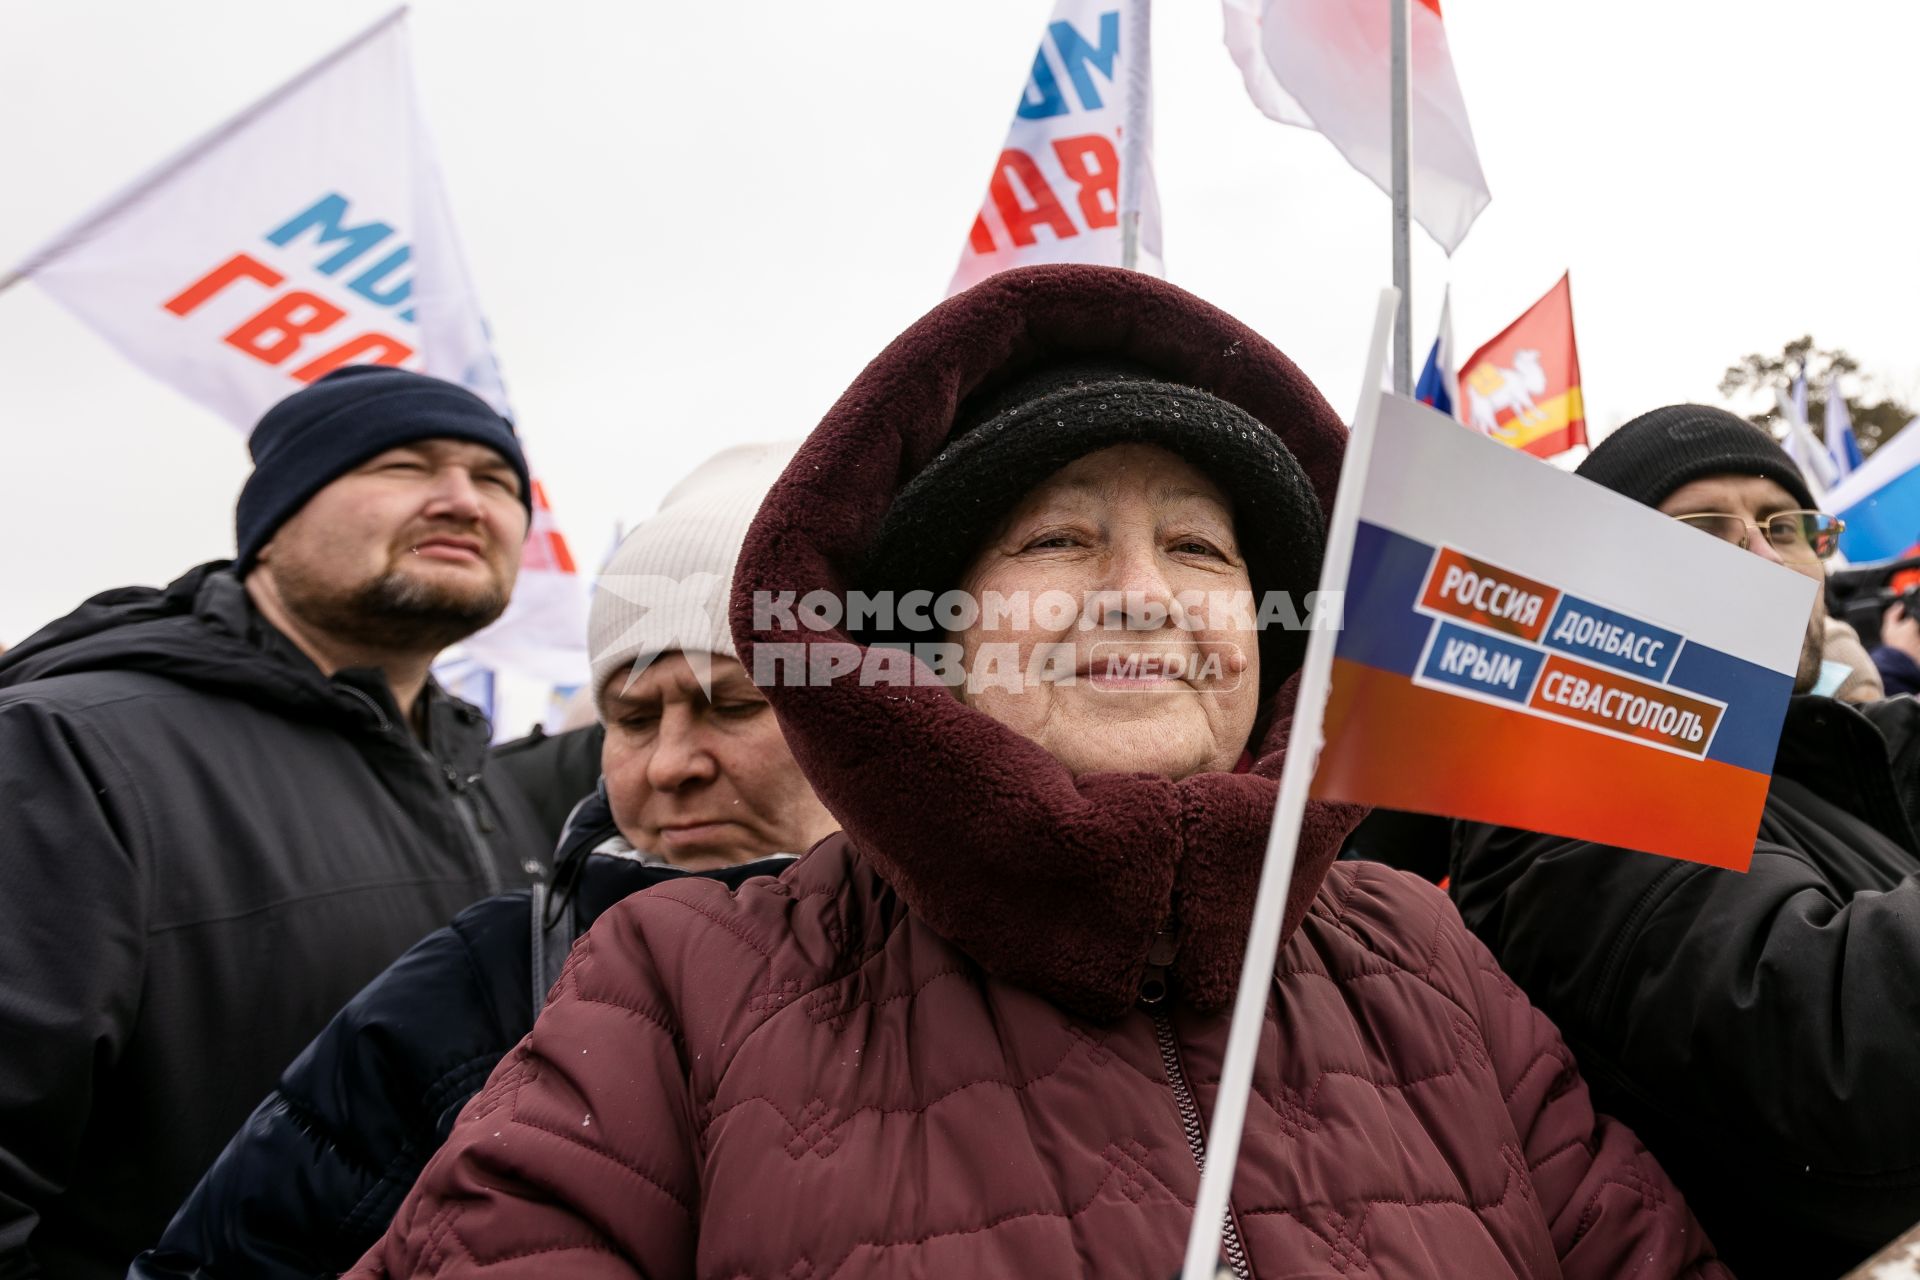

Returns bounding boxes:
[131,442,839,1280]
[587,441,838,871]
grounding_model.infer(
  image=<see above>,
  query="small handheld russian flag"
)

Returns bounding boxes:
[1312,392,1815,871]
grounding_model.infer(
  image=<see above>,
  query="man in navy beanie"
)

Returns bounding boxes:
[235,365,533,719]
[1451,404,1920,1279]
[0,367,549,1280]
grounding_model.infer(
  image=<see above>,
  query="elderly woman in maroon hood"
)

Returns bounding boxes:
[353,268,1725,1279]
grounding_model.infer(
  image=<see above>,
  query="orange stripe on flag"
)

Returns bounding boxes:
[1460,273,1586,458]
[523,479,578,575]
[1312,659,1763,870]
[1488,388,1585,454]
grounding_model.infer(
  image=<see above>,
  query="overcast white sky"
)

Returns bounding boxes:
[3,0,1917,646]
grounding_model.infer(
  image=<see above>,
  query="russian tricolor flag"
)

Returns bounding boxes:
[1312,393,1816,870]
[1414,286,1457,418]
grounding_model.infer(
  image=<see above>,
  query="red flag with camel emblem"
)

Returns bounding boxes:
[1459,273,1586,458]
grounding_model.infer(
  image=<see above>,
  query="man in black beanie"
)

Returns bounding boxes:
[0,367,549,1280]
[1573,402,1832,690]
[1450,403,1920,1280]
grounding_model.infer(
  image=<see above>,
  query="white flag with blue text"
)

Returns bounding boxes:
[950,0,1162,294]
[5,10,507,422]
[3,10,587,697]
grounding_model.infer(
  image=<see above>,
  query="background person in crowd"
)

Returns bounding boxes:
[1451,404,1920,1279]
[492,716,606,845]
[355,266,1725,1280]
[1871,563,1920,696]
[1820,616,1884,702]
[0,366,550,1280]
[131,441,838,1280]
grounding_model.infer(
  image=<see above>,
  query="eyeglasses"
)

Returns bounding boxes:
[1673,509,1845,561]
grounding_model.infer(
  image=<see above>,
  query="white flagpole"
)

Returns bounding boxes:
[1178,288,1400,1280]
[0,6,410,296]
[1389,0,1412,394]
[1119,0,1152,270]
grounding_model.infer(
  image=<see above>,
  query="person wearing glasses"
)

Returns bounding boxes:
[1450,404,1920,1280]
[1659,450,1881,704]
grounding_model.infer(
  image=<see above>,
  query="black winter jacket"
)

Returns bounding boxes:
[489,724,604,847]
[128,785,794,1280]
[1452,694,1920,1280]
[0,564,547,1280]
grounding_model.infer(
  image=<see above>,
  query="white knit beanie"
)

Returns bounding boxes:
[587,439,800,713]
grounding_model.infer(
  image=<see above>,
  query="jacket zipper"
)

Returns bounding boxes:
[338,685,502,896]
[1142,932,1251,1280]
[338,684,393,734]
[442,768,503,896]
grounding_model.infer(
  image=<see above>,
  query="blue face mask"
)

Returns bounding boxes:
[1812,659,1852,699]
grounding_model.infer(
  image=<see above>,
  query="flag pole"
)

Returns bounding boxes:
[1390,0,1413,393]
[1178,288,1400,1280]
[0,6,410,297]
[1119,0,1152,270]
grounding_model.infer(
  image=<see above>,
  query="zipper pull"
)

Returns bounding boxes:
[1139,929,1178,1009]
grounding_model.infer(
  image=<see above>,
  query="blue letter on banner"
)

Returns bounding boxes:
[1049,12,1120,113]
[1419,621,1545,704]
[267,194,394,276]
[1541,596,1681,683]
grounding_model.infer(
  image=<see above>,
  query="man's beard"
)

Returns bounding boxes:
[1794,595,1828,695]
[279,560,510,654]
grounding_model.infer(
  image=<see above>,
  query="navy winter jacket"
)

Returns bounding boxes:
[1871,645,1920,698]
[128,786,794,1280]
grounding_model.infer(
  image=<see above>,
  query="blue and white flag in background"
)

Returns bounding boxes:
[1414,285,1459,419]
[1825,381,1865,478]
[1777,379,1837,499]
[1825,418,1920,561]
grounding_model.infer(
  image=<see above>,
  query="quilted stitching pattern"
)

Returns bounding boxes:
[782,1100,843,1160]
[354,851,1727,1280]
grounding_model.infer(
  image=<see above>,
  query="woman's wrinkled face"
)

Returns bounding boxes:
[599,652,840,870]
[953,443,1260,780]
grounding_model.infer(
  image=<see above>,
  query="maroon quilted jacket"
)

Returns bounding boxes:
[353,267,1726,1278]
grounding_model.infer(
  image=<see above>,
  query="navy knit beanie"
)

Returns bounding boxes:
[234,367,531,573]
[1575,403,1815,512]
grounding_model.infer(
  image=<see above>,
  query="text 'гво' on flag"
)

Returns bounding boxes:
[2,10,588,715]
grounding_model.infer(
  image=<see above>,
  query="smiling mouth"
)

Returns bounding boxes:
[1073,643,1239,691]
[1082,668,1185,689]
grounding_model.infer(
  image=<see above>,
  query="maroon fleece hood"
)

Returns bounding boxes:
[731,265,1365,1021]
